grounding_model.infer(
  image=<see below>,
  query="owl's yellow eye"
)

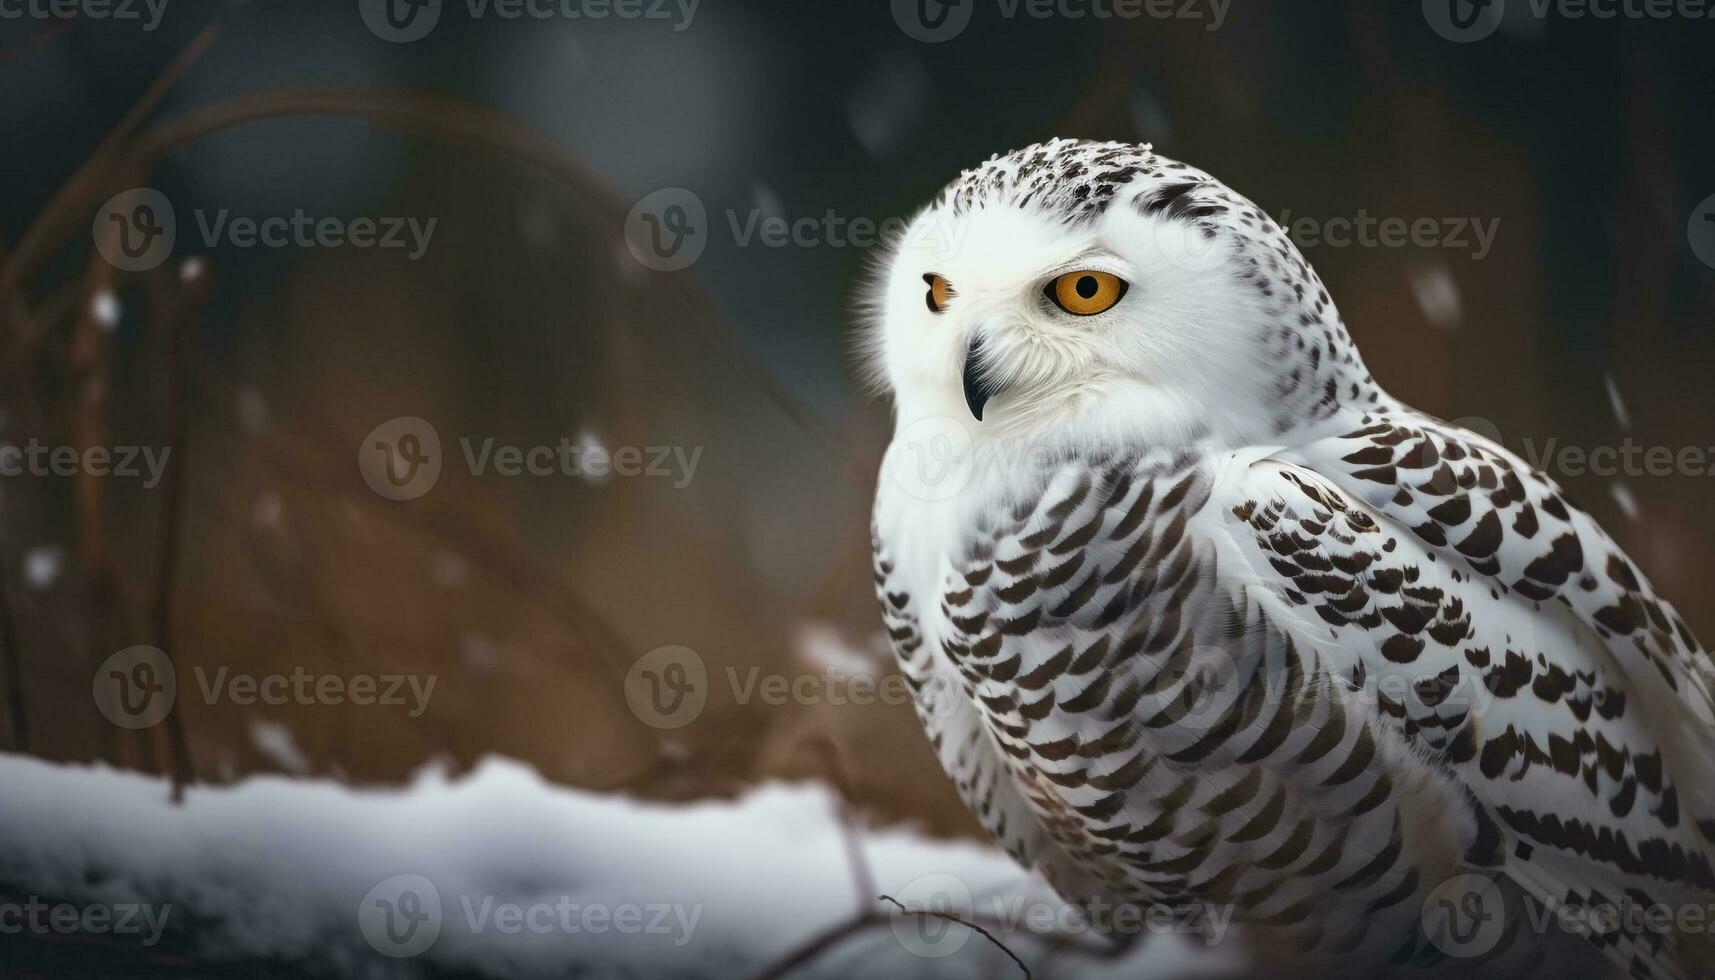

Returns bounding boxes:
[1046,270,1128,316]
[924,273,955,313]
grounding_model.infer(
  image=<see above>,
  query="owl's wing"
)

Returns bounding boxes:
[877,449,1479,965]
[1279,411,1715,975]
[872,508,1118,906]
[878,431,1715,975]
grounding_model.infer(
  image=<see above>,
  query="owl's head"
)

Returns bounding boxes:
[862,139,1382,452]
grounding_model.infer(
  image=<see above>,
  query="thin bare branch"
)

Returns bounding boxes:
[805,735,876,910]
[0,558,25,753]
[0,23,218,300]
[879,894,1032,979]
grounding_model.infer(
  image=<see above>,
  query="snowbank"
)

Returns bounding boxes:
[0,754,1239,978]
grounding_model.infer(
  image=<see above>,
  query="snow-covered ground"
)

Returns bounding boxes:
[0,754,1242,978]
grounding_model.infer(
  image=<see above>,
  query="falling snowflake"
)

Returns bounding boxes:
[90,290,120,331]
[576,429,610,486]
[518,200,557,250]
[1130,84,1175,148]
[846,49,927,160]
[22,546,64,590]
[460,633,497,676]
[1610,482,1641,521]
[1603,374,1633,432]
[751,182,785,225]
[432,551,468,588]
[236,386,269,435]
[249,721,310,775]
[795,621,886,678]
[1408,263,1462,330]
[253,492,283,528]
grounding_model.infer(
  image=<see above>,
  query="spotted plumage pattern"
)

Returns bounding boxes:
[868,140,1715,977]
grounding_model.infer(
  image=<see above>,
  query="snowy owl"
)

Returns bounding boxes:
[866,139,1715,977]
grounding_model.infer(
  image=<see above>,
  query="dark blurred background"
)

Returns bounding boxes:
[1,0,1713,842]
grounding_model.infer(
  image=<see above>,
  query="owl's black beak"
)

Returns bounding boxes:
[962,335,1001,422]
